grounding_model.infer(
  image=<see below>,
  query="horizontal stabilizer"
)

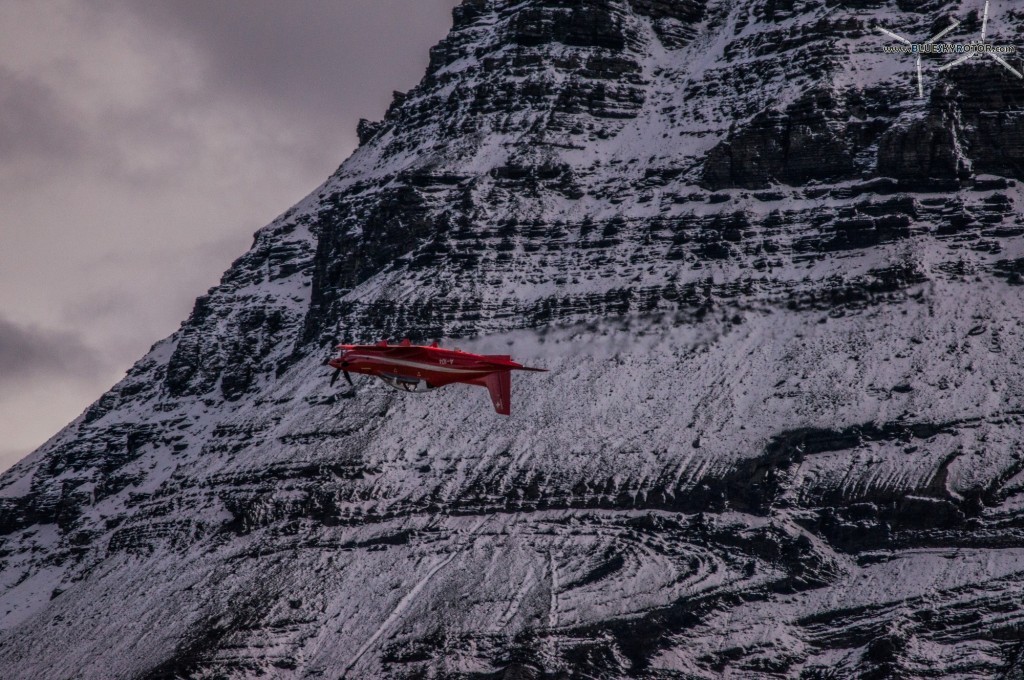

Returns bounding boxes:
[484,354,546,372]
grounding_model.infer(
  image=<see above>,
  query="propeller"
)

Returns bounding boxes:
[328,340,354,388]
[329,367,354,387]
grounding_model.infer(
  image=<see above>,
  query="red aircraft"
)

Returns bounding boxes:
[328,340,546,415]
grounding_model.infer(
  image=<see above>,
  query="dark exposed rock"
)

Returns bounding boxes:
[877,112,969,187]
[703,90,857,189]
[357,118,386,146]
[508,0,628,51]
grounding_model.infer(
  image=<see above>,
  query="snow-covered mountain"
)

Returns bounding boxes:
[3,0,1024,677]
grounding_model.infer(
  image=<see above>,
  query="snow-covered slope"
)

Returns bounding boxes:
[3,1,1024,677]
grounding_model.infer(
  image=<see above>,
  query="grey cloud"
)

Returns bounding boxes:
[113,0,460,129]
[0,64,205,188]
[61,234,255,354]
[19,1,461,189]
[2,1,461,186]
[0,66,86,162]
[0,315,108,389]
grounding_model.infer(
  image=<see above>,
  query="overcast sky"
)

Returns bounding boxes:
[0,0,461,472]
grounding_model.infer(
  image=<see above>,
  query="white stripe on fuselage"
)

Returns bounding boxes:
[347,354,490,375]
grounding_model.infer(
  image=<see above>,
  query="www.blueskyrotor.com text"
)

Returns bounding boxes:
[882,42,1016,54]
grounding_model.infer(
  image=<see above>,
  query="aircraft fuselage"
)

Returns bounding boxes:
[327,340,545,415]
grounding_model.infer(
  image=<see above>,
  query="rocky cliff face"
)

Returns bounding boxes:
[3,1,1024,677]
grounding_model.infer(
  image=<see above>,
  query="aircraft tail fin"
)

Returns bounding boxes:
[483,371,511,416]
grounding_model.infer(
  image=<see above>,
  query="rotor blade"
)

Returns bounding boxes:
[344,370,354,386]
[989,53,1024,79]
[877,26,911,45]
[982,0,990,41]
[330,368,341,387]
[927,20,960,45]
[938,53,975,72]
